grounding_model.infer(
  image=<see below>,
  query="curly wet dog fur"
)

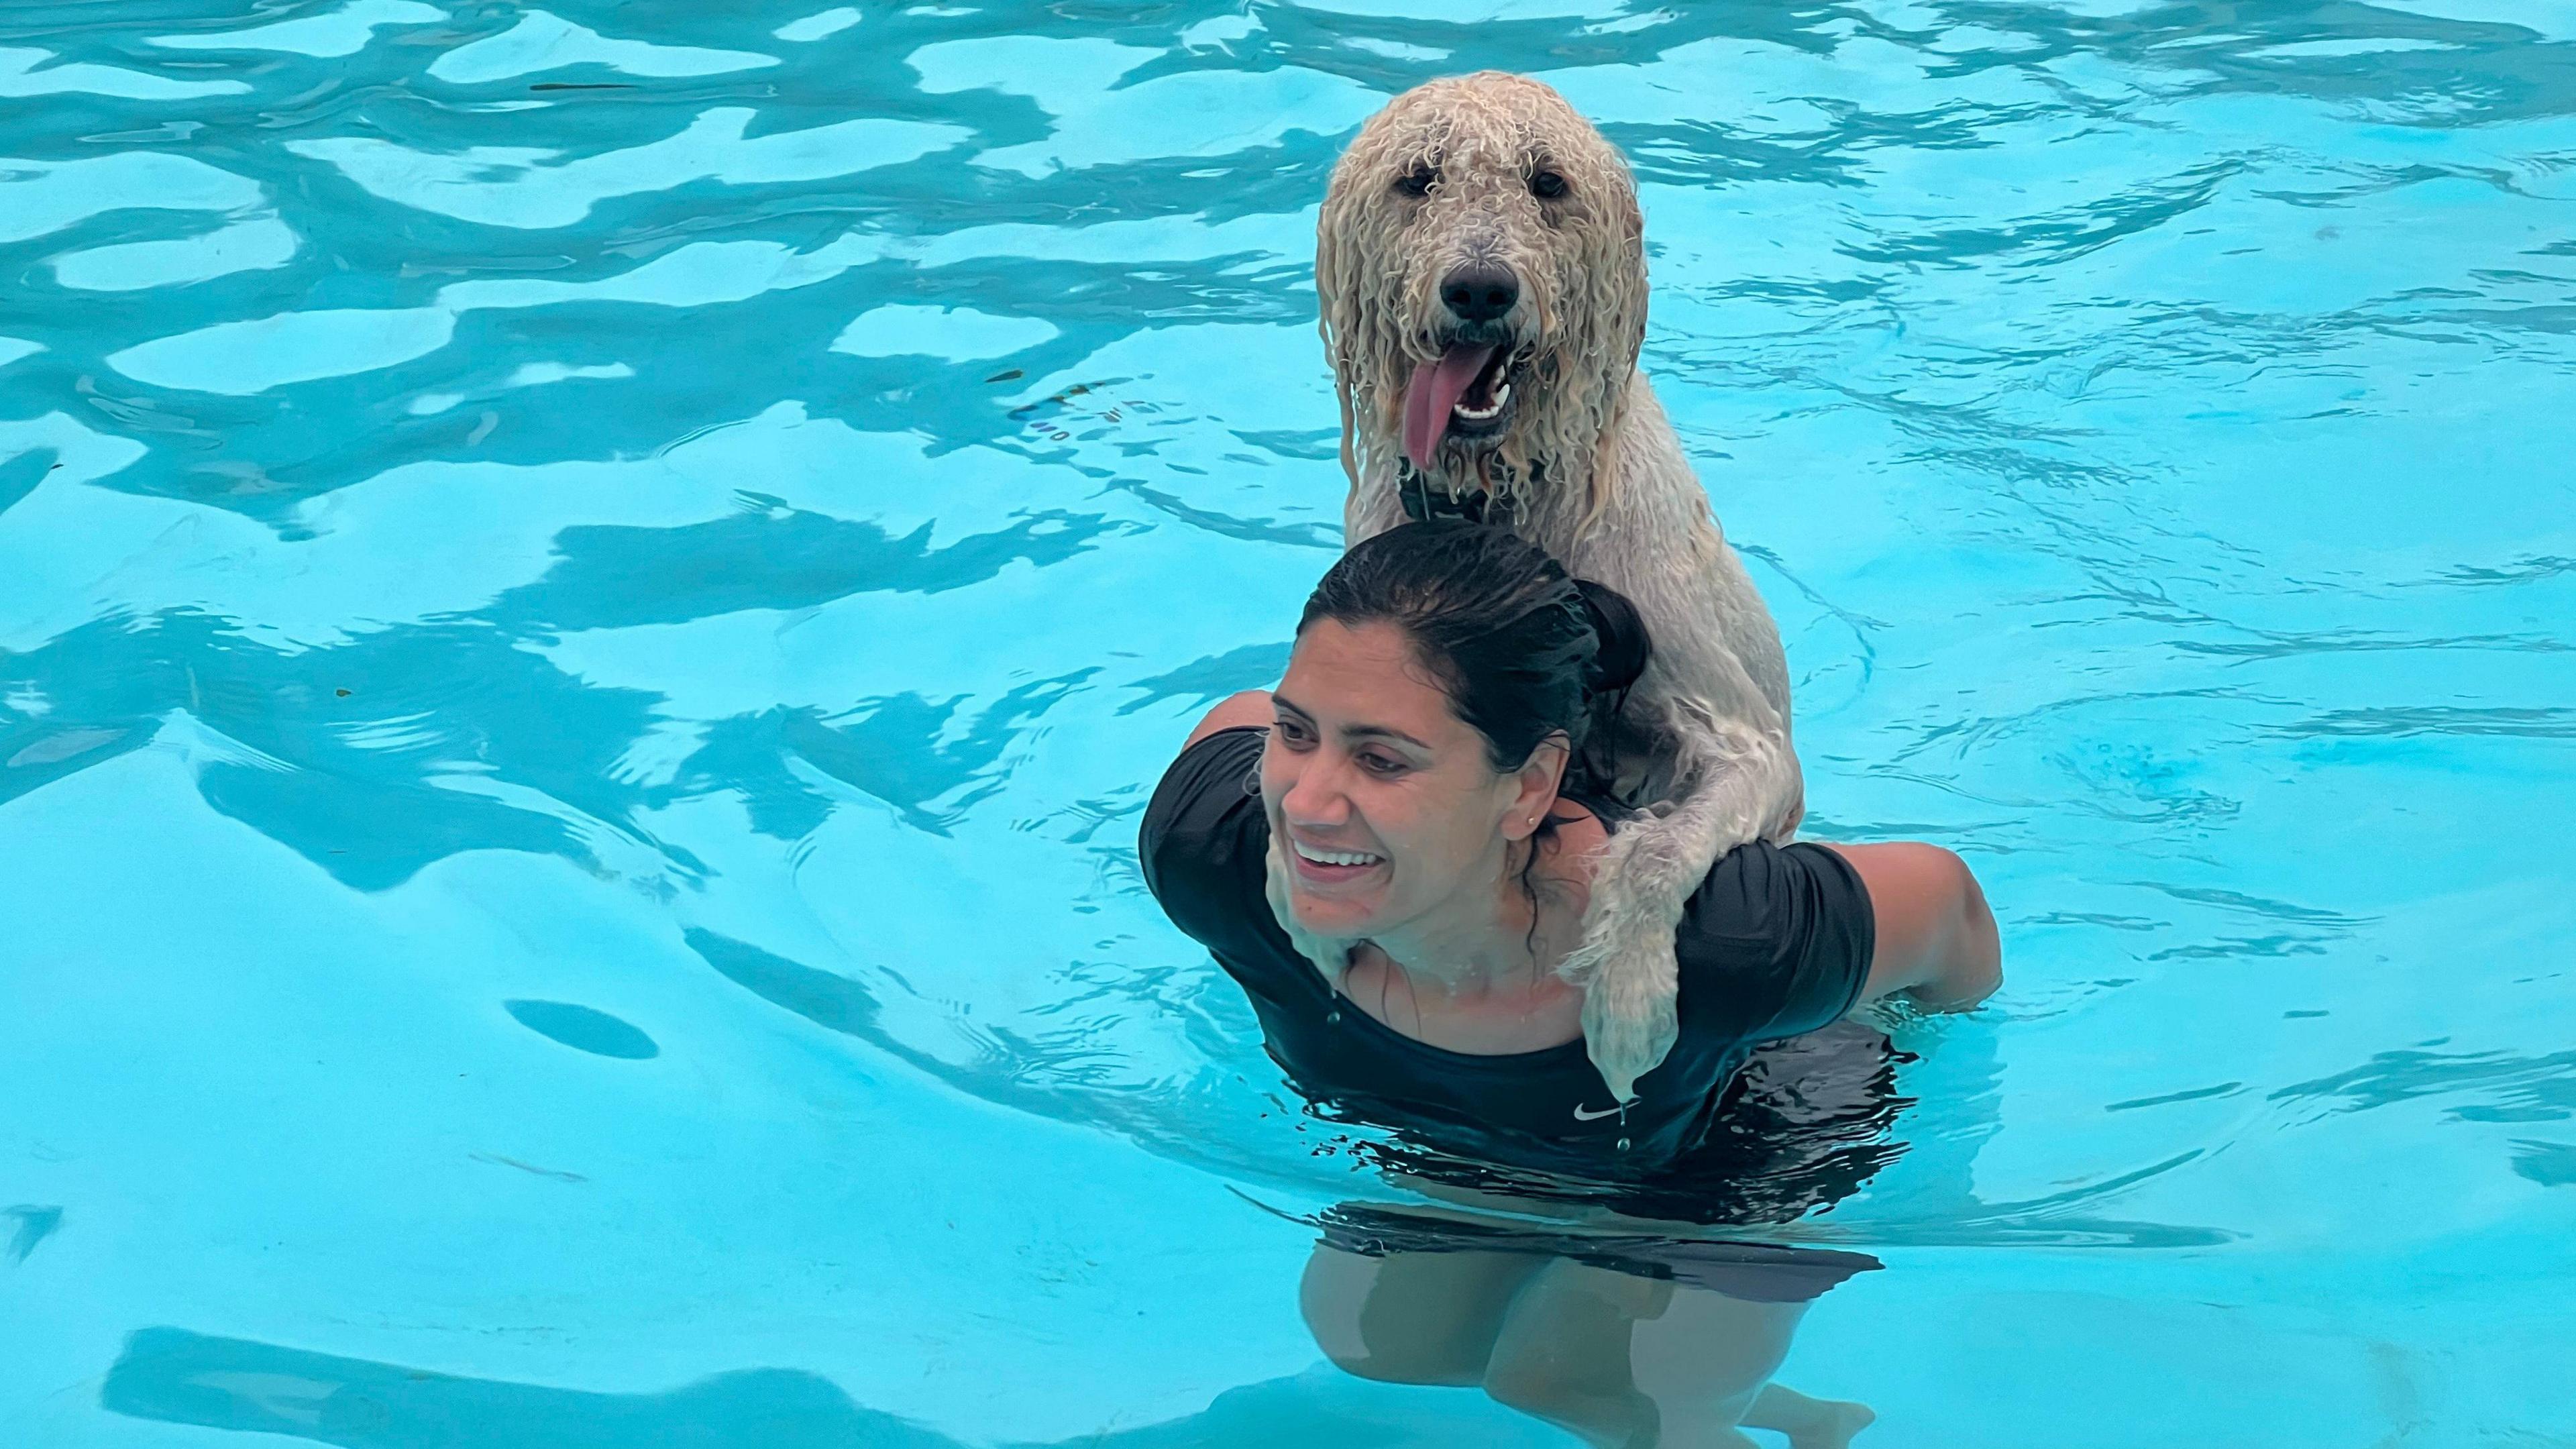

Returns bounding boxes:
[1276,72,1805,1102]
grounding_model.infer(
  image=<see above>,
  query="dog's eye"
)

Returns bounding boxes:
[1395,164,1437,198]
[1528,168,1568,201]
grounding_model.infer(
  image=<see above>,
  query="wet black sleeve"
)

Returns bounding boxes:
[1673,841,1877,1045]
[1137,727,1283,967]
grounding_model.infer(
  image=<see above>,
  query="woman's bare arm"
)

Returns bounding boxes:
[1822,843,2000,1012]
[1186,690,1273,749]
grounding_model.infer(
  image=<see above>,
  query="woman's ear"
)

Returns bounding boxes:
[1501,735,1571,841]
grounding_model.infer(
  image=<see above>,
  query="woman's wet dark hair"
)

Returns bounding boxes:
[1298,519,1650,777]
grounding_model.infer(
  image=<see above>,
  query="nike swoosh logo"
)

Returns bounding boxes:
[1571,1103,1623,1122]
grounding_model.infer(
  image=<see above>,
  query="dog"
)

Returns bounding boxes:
[1294,71,1805,1104]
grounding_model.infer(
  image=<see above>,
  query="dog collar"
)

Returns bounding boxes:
[1397,464,1492,525]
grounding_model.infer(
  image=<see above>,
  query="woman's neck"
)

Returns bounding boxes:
[1365,837,1571,1000]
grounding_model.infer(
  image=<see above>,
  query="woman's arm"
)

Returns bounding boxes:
[1186,690,1274,749]
[1821,843,2000,1012]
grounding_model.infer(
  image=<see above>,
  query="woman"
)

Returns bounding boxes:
[1140,520,1998,1177]
[1138,521,2000,1447]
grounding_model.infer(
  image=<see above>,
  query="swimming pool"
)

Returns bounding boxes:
[4,0,2573,1443]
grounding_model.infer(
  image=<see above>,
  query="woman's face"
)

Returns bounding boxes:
[1261,618,1559,939]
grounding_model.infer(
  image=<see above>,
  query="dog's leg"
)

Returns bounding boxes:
[1562,708,1791,1102]
[1767,762,1806,844]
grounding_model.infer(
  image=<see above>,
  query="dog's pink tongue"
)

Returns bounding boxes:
[1402,344,1497,473]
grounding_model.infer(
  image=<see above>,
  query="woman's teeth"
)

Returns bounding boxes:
[1293,839,1383,867]
[1452,380,1509,421]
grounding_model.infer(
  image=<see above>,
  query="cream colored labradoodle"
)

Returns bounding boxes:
[1287,71,1805,1103]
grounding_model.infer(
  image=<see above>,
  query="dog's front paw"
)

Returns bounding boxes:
[1572,920,1680,1104]
[1561,847,1683,1102]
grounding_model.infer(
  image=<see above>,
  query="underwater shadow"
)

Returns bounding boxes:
[103,1328,945,1449]
[101,1327,1564,1449]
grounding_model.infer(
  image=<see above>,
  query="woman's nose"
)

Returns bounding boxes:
[1278,756,1351,826]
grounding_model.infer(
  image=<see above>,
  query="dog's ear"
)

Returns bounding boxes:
[1318,105,1415,489]
[1563,140,1648,535]
[1316,191,1363,492]
[1589,148,1650,382]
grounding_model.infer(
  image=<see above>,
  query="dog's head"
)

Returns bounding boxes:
[1318,72,1648,520]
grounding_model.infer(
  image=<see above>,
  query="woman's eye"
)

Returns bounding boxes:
[1273,718,1313,745]
[1358,752,1406,776]
[1528,168,1567,200]
[1395,165,1437,198]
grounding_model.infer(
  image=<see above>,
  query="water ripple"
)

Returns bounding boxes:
[4,2,2575,1441]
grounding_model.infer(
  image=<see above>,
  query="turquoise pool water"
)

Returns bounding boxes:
[5,1,2574,1444]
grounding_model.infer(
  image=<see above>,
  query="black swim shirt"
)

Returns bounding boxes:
[1138,727,1877,1175]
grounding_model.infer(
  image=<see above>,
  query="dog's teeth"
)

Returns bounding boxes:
[1451,375,1510,423]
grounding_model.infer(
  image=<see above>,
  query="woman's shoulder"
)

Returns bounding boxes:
[1668,840,1878,1045]
[1144,721,1263,820]
[1138,726,1277,956]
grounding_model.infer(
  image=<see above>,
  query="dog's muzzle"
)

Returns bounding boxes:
[1403,337,1519,471]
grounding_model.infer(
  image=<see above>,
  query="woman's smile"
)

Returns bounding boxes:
[1287,833,1389,885]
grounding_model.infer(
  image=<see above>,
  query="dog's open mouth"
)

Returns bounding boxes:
[1403,342,1517,472]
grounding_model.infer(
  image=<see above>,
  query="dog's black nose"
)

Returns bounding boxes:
[1440,264,1519,323]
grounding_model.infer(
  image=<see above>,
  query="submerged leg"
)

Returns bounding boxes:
[1299,1240,1546,1387]
[1741,1383,1876,1449]
[1484,1258,1816,1448]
